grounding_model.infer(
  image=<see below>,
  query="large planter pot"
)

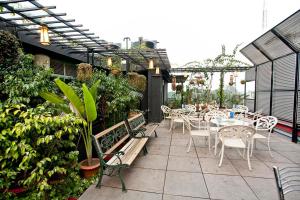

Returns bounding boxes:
[79,158,100,179]
[111,69,121,76]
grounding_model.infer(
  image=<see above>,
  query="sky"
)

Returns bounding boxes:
[40,0,299,91]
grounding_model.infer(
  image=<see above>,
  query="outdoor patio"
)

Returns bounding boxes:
[79,120,300,200]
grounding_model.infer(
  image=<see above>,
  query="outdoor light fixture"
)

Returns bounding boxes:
[155,67,160,74]
[184,72,188,77]
[148,59,154,69]
[40,25,50,45]
[107,57,112,67]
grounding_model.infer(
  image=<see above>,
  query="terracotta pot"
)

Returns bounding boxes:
[7,187,27,195]
[111,69,121,75]
[79,158,100,179]
[67,197,78,200]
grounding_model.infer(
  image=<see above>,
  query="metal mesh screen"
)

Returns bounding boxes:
[254,32,294,60]
[245,99,254,112]
[245,68,255,81]
[273,54,296,90]
[272,91,294,122]
[275,11,300,51]
[256,62,272,91]
[256,92,270,115]
[240,44,269,65]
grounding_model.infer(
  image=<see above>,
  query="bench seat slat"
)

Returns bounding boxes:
[107,137,148,166]
[144,124,159,137]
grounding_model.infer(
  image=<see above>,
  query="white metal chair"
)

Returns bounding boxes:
[185,104,197,116]
[233,105,249,119]
[251,116,278,157]
[218,125,255,170]
[169,109,185,134]
[205,110,228,155]
[182,115,211,152]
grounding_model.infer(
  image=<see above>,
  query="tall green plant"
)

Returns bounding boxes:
[40,78,100,166]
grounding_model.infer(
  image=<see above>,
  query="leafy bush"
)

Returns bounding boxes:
[0,54,54,106]
[0,30,21,71]
[0,104,83,199]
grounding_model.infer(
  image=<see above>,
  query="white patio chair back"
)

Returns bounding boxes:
[182,115,211,151]
[256,116,278,132]
[251,116,278,157]
[185,104,196,115]
[161,105,172,120]
[205,110,227,121]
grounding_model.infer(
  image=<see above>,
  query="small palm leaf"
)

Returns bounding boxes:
[82,84,97,122]
[90,80,100,101]
[40,91,65,104]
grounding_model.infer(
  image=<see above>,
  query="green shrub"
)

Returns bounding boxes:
[0,54,55,106]
[0,104,83,199]
[0,30,21,71]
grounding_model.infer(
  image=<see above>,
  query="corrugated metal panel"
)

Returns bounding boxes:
[245,99,254,112]
[272,91,294,122]
[256,62,272,91]
[273,54,296,90]
[256,92,270,115]
[245,68,255,81]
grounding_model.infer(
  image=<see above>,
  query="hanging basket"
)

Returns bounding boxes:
[240,80,246,84]
[77,63,93,81]
[111,68,121,76]
[171,76,176,91]
[128,72,147,92]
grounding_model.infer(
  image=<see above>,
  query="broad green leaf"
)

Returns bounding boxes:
[82,84,97,122]
[55,78,84,117]
[39,91,65,104]
[90,80,100,101]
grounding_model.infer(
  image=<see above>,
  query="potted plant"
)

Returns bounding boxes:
[240,80,246,84]
[127,72,146,93]
[40,79,101,178]
[77,63,93,81]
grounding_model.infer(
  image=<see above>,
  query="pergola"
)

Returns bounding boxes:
[241,9,300,143]
[0,0,171,71]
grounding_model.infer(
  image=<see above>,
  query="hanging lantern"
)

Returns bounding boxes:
[229,74,234,85]
[172,76,176,91]
[155,67,160,74]
[184,72,188,77]
[40,25,50,45]
[107,56,112,67]
[148,59,154,69]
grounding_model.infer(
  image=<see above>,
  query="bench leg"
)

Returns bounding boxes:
[154,130,158,138]
[96,166,104,188]
[143,146,148,155]
[118,168,127,192]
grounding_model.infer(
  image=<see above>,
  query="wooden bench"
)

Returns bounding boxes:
[91,116,152,191]
[125,113,159,139]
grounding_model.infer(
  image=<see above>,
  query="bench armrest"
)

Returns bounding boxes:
[128,129,149,139]
[103,151,125,165]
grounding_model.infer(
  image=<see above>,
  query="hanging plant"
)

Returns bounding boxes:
[127,72,147,92]
[77,63,93,81]
[240,80,246,84]
[229,82,234,86]
[172,76,176,91]
[189,80,194,85]
[176,85,183,93]
[197,79,205,85]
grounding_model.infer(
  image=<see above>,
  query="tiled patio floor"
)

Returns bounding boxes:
[79,120,300,200]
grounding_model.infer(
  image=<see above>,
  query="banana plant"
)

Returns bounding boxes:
[40,78,100,166]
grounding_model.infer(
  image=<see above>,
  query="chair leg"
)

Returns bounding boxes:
[187,137,192,152]
[250,138,254,157]
[169,120,173,132]
[118,168,127,192]
[214,133,218,155]
[247,143,252,170]
[218,144,225,167]
[267,138,273,157]
[96,166,104,188]
[208,136,211,151]
[182,122,185,134]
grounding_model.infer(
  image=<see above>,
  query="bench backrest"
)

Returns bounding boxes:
[127,113,146,130]
[92,121,130,159]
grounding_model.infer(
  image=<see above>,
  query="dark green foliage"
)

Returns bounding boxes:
[0,104,84,199]
[0,54,55,106]
[0,30,21,71]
